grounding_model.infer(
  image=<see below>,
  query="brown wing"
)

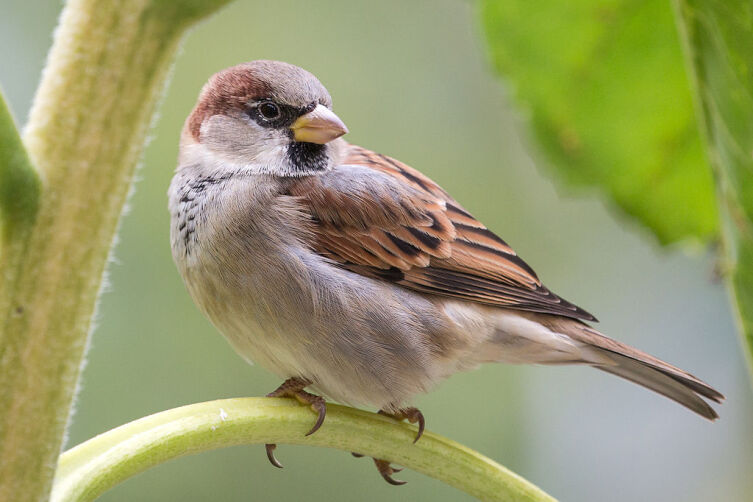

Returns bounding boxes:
[286,144,596,322]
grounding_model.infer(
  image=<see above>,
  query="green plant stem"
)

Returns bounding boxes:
[51,398,554,502]
[673,0,753,379]
[0,1,230,500]
[0,91,40,239]
[0,90,41,364]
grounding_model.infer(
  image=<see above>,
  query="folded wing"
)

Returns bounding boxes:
[286,144,596,322]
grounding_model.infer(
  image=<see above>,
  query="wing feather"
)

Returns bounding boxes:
[285,144,596,322]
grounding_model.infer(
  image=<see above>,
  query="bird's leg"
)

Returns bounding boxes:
[264,377,327,469]
[352,406,426,485]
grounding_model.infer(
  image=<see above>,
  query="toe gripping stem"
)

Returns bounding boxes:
[352,406,427,485]
[264,377,327,469]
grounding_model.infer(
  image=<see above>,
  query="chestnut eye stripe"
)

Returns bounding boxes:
[247,100,317,129]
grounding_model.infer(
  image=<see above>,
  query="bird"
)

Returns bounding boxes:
[168,60,724,485]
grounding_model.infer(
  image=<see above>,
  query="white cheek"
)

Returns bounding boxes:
[249,130,288,167]
[201,115,290,171]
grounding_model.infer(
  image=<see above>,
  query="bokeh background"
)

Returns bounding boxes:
[3,1,753,500]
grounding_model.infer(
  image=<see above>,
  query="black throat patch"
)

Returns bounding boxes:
[287,142,329,173]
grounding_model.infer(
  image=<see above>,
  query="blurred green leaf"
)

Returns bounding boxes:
[673,0,753,376]
[480,0,717,245]
[0,89,39,240]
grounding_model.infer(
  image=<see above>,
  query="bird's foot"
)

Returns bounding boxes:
[379,406,425,444]
[264,377,326,469]
[352,406,426,485]
[373,458,407,486]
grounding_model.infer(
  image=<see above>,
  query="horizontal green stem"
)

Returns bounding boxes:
[52,398,554,502]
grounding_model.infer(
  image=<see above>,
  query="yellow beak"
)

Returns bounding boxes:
[290,104,348,144]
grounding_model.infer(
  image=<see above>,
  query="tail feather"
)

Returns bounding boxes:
[597,352,719,420]
[535,315,724,420]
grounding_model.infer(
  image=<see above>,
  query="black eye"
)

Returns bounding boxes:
[258,102,281,120]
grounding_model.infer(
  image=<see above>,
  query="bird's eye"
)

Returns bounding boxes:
[258,102,281,120]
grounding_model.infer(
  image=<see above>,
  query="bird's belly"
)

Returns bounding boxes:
[181,245,466,409]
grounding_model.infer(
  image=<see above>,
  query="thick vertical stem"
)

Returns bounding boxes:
[0,1,230,500]
[0,91,41,356]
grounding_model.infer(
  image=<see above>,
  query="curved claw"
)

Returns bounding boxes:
[383,475,407,486]
[380,407,426,444]
[305,398,326,436]
[265,443,283,469]
[266,378,327,438]
[412,410,425,444]
[374,459,407,486]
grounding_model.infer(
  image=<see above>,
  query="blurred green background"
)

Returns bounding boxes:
[3,1,753,500]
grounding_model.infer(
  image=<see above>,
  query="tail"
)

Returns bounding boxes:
[545,317,724,420]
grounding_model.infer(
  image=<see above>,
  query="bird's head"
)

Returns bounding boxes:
[181,60,348,176]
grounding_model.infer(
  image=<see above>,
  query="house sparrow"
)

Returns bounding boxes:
[169,60,723,484]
